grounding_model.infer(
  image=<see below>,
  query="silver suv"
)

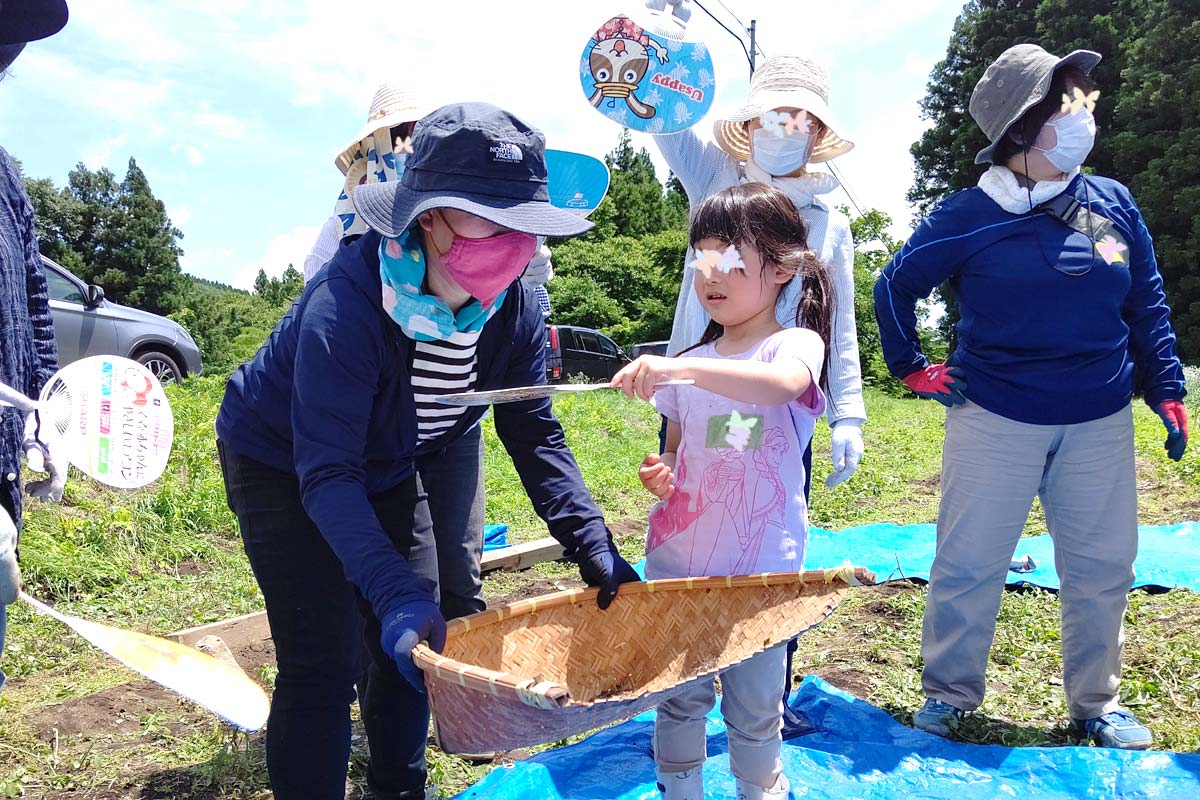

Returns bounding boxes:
[41,256,203,383]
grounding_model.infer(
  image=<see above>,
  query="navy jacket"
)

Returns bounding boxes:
[875,174,1185,425]
[0,147,58,525]
[216,230,610,620]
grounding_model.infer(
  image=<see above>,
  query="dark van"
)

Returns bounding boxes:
[545,324,630,383]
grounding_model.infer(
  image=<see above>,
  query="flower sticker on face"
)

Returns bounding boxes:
[1095,234,1128,265]
[725,409,760,452]
[1061,87,1100,116]
[394,135,414,155]
[758,109,811,139]
[691,244,745,280]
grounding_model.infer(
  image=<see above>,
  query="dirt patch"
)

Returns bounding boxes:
[172,559,206,577]
[912,473,940,490]
[608,517,647,539]
[812,664,878,699]
[489,576,586,606]
[28,680,189,742]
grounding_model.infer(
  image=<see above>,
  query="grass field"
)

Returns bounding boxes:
[1,377,1198,797]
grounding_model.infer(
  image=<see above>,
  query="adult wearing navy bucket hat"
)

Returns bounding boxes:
[1,0,69,693]
[216,103,639,799]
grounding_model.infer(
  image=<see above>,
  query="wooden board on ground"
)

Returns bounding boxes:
[481,537,566,573]
[164,539,565,646]
[168,610,270,649]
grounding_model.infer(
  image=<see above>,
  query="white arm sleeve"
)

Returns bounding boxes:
[304,216,343,284]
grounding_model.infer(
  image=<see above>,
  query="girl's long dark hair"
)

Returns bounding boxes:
[682,182,834,385]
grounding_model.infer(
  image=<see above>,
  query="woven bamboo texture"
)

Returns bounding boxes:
[413,566,874,754]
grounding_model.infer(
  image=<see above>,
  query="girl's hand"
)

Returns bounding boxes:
[638,453,675,499]
[611,355,683,401]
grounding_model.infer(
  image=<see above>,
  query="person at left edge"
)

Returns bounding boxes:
[1,0,69,693]
[215,102,640,800]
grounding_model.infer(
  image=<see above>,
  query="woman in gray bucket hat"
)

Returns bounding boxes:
[874,43,1187,750]
[215,102,639,799]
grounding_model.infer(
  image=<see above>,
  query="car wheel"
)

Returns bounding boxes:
[136,350,183,384]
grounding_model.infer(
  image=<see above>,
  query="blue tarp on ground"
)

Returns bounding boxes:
[453,676,1200,800]
[632,522,1200,592]
[483,524,508,552]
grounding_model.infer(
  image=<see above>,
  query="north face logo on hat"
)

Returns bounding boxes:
[489,143,523,163]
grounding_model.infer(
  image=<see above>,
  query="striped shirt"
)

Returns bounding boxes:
[411,330,481,443]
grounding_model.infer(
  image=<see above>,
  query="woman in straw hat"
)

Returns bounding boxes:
[656,54,864,495]
[653,52,865,741]
[0,0,70,692]
[216,102,639,799]
[874,43,1187,749]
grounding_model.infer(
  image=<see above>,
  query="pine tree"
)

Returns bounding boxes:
[1112,0,1200,359]
[589,129,669,238]
[90,158,186,315]
[908,0,1041,217]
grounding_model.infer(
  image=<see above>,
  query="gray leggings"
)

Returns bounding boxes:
[921,402,1136,720]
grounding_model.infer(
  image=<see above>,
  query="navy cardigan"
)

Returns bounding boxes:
[216,230,609,620]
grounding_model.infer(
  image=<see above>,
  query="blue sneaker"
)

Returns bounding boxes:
[912,697,964,737]
[1073,709,1152,750]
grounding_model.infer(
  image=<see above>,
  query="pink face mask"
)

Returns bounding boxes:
[432,212,537,307]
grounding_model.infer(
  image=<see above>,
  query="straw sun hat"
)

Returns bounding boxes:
[713,54,854,164]
[334,82,439,175]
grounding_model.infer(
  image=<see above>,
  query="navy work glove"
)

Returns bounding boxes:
[379,599,447,692]
[576,536,641,610]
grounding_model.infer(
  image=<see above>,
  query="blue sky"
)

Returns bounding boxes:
[0,0,967,290]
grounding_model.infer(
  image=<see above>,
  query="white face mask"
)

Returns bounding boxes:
[750,128,813,177]
[1034,108,1096,173]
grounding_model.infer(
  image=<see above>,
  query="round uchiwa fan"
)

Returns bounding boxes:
[32,357,174,488]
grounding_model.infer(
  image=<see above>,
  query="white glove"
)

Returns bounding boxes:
[0,502,18,606]
[826,418,865,488]
[23,411,67,502]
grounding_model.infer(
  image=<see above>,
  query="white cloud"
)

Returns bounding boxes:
[171,143,205,165]
[230,225,322,291]
[171,204,193,226]
[81,133,129,169]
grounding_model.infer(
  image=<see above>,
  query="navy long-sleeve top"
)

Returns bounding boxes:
[216,230,610,621]
[874,174,1185,425]
[0,147,58,525]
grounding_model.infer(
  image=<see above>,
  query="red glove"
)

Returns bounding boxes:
[1154,400,1189,462]
[901,363,968,407]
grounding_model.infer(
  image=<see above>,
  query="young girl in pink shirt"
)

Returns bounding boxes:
[611,182,833,800]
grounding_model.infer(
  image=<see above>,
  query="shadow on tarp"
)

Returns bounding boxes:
[453,676,1200,799]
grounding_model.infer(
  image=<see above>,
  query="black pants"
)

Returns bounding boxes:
[218,442,436,800]
[781,443,814,736]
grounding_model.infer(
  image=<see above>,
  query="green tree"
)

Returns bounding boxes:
[253,264,305,307]
[909,0,1200,361]
[1111,0,1200,359]
[908,0,1041,217]
[90,158,187,315]
[663,172,690,232]
[26,159,186,315]
[584,129,686,240]
[23,176,88,273]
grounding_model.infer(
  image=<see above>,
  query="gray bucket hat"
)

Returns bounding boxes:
[969,43,1101,165]
[353,102,593,239]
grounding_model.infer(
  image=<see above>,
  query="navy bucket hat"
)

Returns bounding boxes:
[0,0,68,44]
[352,102,593,239]
[0,0,69,70]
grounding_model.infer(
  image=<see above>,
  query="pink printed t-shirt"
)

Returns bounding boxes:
[646,328,826,580]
